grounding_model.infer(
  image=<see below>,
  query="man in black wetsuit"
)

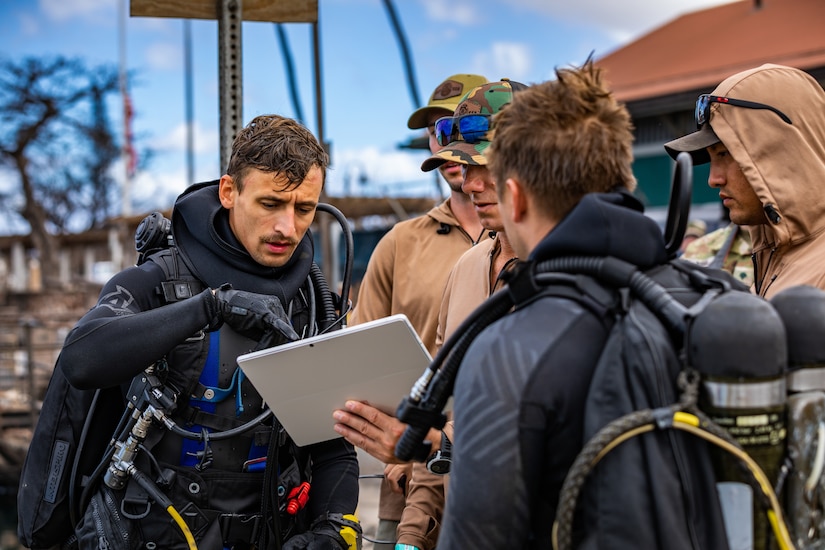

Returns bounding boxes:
[59,114,360,549]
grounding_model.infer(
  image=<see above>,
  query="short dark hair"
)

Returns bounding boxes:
[488,60,636,220]
[226,114,329,191]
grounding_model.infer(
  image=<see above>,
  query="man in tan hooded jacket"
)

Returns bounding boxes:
[665,63,825,298]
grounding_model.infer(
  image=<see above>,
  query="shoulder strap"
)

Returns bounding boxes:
[531,272,620,330]
[148,247,206,302]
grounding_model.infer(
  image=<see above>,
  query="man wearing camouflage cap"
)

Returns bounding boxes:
[337,80,526,550]
[397,80,526,550]
[349,73,489,549]
[421,79,527,172]
[352,72,491,353]
[423,79,527,347]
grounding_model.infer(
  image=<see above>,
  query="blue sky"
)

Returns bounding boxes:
[0,0,737,221]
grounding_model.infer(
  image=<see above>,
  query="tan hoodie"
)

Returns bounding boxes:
[350,198,487,355]
[708,64,825,298]
[350,198,488,523]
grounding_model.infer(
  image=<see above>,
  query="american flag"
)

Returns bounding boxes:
[123,87,137,178]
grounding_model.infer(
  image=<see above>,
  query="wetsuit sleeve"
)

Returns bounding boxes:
[304,438,360,521]
[59,263,218,390]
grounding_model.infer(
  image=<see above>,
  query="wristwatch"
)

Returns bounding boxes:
[425,431,452,475]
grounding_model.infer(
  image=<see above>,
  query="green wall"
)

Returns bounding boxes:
[632,154,716,208]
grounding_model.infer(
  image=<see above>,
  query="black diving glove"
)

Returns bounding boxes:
[282,514,362,550]
[208,284,300,348]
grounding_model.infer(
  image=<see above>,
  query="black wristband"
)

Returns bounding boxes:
[425,431,452,475]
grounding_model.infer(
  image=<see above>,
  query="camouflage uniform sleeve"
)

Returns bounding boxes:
[681,226,728,267]
[683,226,754,288]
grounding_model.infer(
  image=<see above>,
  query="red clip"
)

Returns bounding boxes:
[286,482,311,515]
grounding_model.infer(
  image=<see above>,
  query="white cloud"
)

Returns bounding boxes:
[129,167,188,210]
[419,0,480,26]
[113,121,221,213]
[472,42,533,82]
[416,0,739,41]
[123,152,220,214]
[143,41,183,71]
[39,0,114,23]
[503,0,740,45]
[327,146,437,198]
[19,12,41,36]
[154,122,219,155]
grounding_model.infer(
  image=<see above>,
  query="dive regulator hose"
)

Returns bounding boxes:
[551,395,795,550]
[128,466,198,550]
[394,256,794,550]
[395,287,514,461]
[395,256,688,461]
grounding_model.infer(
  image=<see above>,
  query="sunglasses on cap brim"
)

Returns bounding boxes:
[434,114,492,147]
[695,94,792,129]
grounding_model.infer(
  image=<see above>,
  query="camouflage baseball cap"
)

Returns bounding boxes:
[407,74,489,130]
[421,79,528,172]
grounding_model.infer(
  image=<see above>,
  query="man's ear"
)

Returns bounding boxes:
[218,175,235,208]
[505,177,528,223]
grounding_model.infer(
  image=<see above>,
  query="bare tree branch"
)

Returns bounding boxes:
[0,56,124,288]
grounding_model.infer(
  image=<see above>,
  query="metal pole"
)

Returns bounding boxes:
[184,19,195,185]
[313,21,324,148]
[219,0,243,173]
[313,20,335,286]
[118,0,132,216]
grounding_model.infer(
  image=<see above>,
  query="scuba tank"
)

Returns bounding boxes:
[687,290,788,550]
[771,285,825,550]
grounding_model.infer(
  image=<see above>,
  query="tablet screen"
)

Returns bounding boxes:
[237,314,432,446]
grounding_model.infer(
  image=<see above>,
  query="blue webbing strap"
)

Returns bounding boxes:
[180,334,220,467]
[180,332,268,468]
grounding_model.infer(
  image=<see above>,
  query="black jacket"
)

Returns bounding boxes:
[439,192,670,549]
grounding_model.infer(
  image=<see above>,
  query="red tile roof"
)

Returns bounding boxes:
[597,0,825,102]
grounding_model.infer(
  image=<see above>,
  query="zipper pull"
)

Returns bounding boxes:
[764,204,781,224]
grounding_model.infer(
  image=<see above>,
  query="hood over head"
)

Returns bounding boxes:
[667,64,825,249]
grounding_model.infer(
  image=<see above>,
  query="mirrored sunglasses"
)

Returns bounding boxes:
[695,93,792,129]
[434,114,492,147]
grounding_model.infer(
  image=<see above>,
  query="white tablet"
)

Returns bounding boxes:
[237,314,432,447]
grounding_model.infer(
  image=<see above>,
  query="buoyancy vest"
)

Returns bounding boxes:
[141,244,313,482]
[72,245,319,549]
